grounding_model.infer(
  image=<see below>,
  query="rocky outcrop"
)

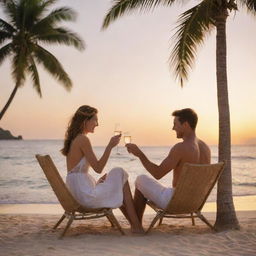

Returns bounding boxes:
[0,128,23,140]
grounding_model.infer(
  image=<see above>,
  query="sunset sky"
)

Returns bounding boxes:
[1,0,256,146]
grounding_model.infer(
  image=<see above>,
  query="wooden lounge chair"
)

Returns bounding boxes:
[35,154,125,238]
[146,162,225,234]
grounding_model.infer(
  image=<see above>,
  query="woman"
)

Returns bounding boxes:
[61,105,143,233]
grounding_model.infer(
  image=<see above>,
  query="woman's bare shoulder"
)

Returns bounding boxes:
[75,134,89,141]
[72,134,90,147]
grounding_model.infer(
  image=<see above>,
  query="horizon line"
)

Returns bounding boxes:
[1,139,255,147]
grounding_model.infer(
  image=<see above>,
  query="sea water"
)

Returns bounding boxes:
[0,140,255,204]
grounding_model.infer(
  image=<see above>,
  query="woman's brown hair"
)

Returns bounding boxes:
[61,105,98,156]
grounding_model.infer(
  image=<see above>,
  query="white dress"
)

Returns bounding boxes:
[66,157,128,209]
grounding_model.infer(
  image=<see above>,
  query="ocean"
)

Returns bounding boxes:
[0,140,255,204]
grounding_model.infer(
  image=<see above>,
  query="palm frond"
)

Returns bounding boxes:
[0,43,13,65]
[27,56,42,97]
[0,0,17,28]
[11,49,28,86]
[238,0,256,15]
[43,7,77,23]
[31,7,77,34]
[102,0,176,29]
[33,44,72,90]
[35,27,85,50]
[22,0,46,30]
[0,18,16,33]
[14,0,26,30]
[3,0,48,31]
[0,31,12,45]
[170,0,215,86]
[32,0,59,18]
[42,0,58,8]
[22,0,58,26]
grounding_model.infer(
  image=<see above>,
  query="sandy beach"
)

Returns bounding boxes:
[1,196,256,256]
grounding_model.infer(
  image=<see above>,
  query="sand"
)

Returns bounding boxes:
[1,196,256,256]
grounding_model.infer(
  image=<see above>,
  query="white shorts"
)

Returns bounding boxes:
[135,174,173,209]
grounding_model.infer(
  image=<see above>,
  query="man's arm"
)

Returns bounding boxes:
[126,143,182,179]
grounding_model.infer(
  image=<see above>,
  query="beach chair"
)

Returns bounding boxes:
[35,154,125,238]
[146,162,225,234]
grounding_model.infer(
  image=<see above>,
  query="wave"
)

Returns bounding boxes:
[0,179,28,186]
[0,156,16,160]
[234,182,256,187]
[0,180,48,188]
[232,156,256,160]
[29,184,49,189]
[211,156,256,160]
[110,154,137,161]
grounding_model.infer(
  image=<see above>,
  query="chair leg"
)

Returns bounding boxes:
[107,211,125,235]
[158,217,163,226]
[146,212,164,234]
[196,212,216,231]
[191,213,195,226]
[106,215,115,227]
[53,214,66,229]
[59,215,74,238]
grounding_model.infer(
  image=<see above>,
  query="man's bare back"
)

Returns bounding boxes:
[171,138,211,187]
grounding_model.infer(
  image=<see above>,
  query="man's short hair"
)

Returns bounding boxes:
[172,108,198,130]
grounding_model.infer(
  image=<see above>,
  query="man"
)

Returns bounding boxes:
[126,108,211,224]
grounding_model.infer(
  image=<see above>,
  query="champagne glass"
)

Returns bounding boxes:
[114,124,122,154]
[124,135,131,145]
[124,134,132,159]
[114,130,122,136]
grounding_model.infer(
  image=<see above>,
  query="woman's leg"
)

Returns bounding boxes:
[134,187,147,223]
[120,181,144,233]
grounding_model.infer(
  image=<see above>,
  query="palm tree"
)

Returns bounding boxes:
[0,0,85,120]
[102,0,255,230]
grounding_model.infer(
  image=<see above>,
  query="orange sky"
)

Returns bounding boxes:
[1,1,256,146]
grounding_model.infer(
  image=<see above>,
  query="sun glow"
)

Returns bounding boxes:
[0,1,255,146]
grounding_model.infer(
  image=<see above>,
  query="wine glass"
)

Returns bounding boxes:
[114,130,122,136]
[124,135,131,145]
[124,134,132,159]
[114,124,122,154]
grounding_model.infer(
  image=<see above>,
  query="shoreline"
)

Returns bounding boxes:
[0,195,255,215]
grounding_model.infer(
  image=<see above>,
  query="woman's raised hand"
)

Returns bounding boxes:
[108,134,121,148]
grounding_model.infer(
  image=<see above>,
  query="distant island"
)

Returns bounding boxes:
[0,128,23,140]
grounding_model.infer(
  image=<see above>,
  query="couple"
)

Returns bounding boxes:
[61,105,211,233]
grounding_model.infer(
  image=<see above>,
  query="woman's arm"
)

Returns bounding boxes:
[79,135,120,174]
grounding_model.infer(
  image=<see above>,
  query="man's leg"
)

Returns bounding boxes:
[134,174,169,223]
[134,188,147,224]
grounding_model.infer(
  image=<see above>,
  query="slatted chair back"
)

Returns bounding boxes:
[36,154,82,213]
[165,162,225,214]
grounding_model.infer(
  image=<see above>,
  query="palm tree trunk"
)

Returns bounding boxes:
[214,9,239,230]
[0,83,19,120]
